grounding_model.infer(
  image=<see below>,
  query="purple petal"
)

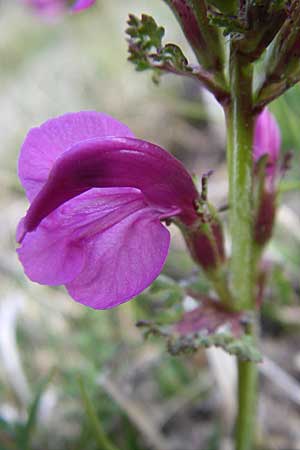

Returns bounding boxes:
[71,0,96,12]
[18,188,173,309]
[67,209,171,309]
[17,217,85,285]
[253,108,281,169]
[18,187,143,284]
[18,111,134,201]
[20,137,198,238]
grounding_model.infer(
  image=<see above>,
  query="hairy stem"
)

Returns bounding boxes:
[226,48,258,450]
[227,51,254,311]
[236,346,258,450]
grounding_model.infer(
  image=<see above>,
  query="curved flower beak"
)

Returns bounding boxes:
[19,137,198,240]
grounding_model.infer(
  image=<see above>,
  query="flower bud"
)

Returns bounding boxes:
[253,108,280,177]
[253,108,281,247]
[184,219,225,271]
[254,190,276,247]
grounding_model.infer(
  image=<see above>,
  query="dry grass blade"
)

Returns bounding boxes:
[98,373,173,450]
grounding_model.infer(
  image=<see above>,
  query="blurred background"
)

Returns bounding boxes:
[1,1,300,449]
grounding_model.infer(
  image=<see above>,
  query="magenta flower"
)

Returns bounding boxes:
[17,112,199,309]
[22,0,95,17]
[253,108,281,176]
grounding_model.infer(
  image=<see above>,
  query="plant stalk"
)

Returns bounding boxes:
[226,48,258,450]
[226,51,254,311]
[235,325,258,450]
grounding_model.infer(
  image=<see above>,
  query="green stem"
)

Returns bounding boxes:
[207,268,235,309]
[235,325,258,450]
[227,51,254,311]
[226,49,258,450]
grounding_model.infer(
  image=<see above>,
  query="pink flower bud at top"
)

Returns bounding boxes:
[253,108,281,176]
